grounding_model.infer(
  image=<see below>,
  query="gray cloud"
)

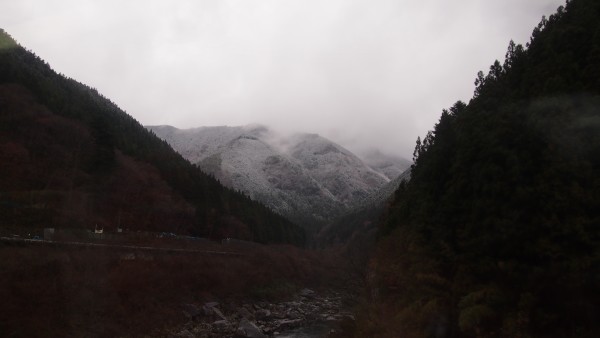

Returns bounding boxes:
[1,0,565,158]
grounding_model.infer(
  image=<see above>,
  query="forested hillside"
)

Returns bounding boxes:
[358,0,600,336]
[0,30,304,245]
[149,124,405,234]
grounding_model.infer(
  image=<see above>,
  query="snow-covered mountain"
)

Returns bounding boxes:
[148,124,410,229]
[358,149,412,180]
[365,167,412,207]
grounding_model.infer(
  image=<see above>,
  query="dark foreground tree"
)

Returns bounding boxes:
[358,1,600,337]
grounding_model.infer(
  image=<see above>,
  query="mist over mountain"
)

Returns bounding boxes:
[357,149,411,181]
[148,124,409,230]
[3,0,598,336]
[0,29,304,245]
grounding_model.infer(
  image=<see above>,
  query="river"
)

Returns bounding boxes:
[276,322,334,338]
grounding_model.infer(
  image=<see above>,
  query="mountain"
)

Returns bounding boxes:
[357,1,600,337]
[0,29,304,245]
[148,125,406,230]
[315,166,411,248]
[364,167,412,208]
[358,149,411,180]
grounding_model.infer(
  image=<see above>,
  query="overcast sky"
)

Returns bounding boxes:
[1,0,565,159]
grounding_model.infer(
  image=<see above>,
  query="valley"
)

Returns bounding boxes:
[2,0,600,337]
[0,235,358,338]
[148,124,409,232]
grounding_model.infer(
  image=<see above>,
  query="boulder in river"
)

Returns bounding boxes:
[237,306,255,320]
[202,302,220,316]
[235,318,266,338]
[300,288,316,299]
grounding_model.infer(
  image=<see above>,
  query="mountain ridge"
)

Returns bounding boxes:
[0,29,304,245]
[148,124,410,230]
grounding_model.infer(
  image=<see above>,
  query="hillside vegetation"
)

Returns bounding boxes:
[357,0,600,337]
[0,30,304,245]
[0,241,349,337]
[148,124,409,233]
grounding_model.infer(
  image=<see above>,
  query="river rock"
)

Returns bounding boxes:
[325,315,337,322]
[202,302,219,316]
[255,308,271,320]
[213,319,229,330]
[275,318,303,331]
[254,302,268,310]
[237,306,255,320]
[235,318,266,338]
[181,303,201,320]
[169,289,352,337]
[300,288,315,298]
[210,307,225,321]
[173,329,194,338]
[286,309,302,320]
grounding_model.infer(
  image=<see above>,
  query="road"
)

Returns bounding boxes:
[0,236,244,256]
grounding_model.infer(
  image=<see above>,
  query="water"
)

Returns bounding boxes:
[275,323,333,338]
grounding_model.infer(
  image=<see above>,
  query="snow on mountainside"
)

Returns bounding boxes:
[148,124,410,229]
[287,133,389,206]
[359,149,412,180]
[365,167,412,207]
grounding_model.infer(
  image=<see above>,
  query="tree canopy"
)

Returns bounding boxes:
[360,0,600,336]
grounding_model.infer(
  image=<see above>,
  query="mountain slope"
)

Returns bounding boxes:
[287,133,388,206]
[0,29,304,245]
[0,83,197,233]
[358,1,600,337]
[149,125,400,230]
[359,149,412,180]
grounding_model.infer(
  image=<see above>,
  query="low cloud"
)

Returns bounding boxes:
[1,0,565,158]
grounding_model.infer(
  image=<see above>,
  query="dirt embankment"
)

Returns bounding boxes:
[0,240,358,337]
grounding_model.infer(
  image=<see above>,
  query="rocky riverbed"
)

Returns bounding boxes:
[167,289,355,338]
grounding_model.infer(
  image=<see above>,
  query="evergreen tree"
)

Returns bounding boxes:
[361,1,600,336]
